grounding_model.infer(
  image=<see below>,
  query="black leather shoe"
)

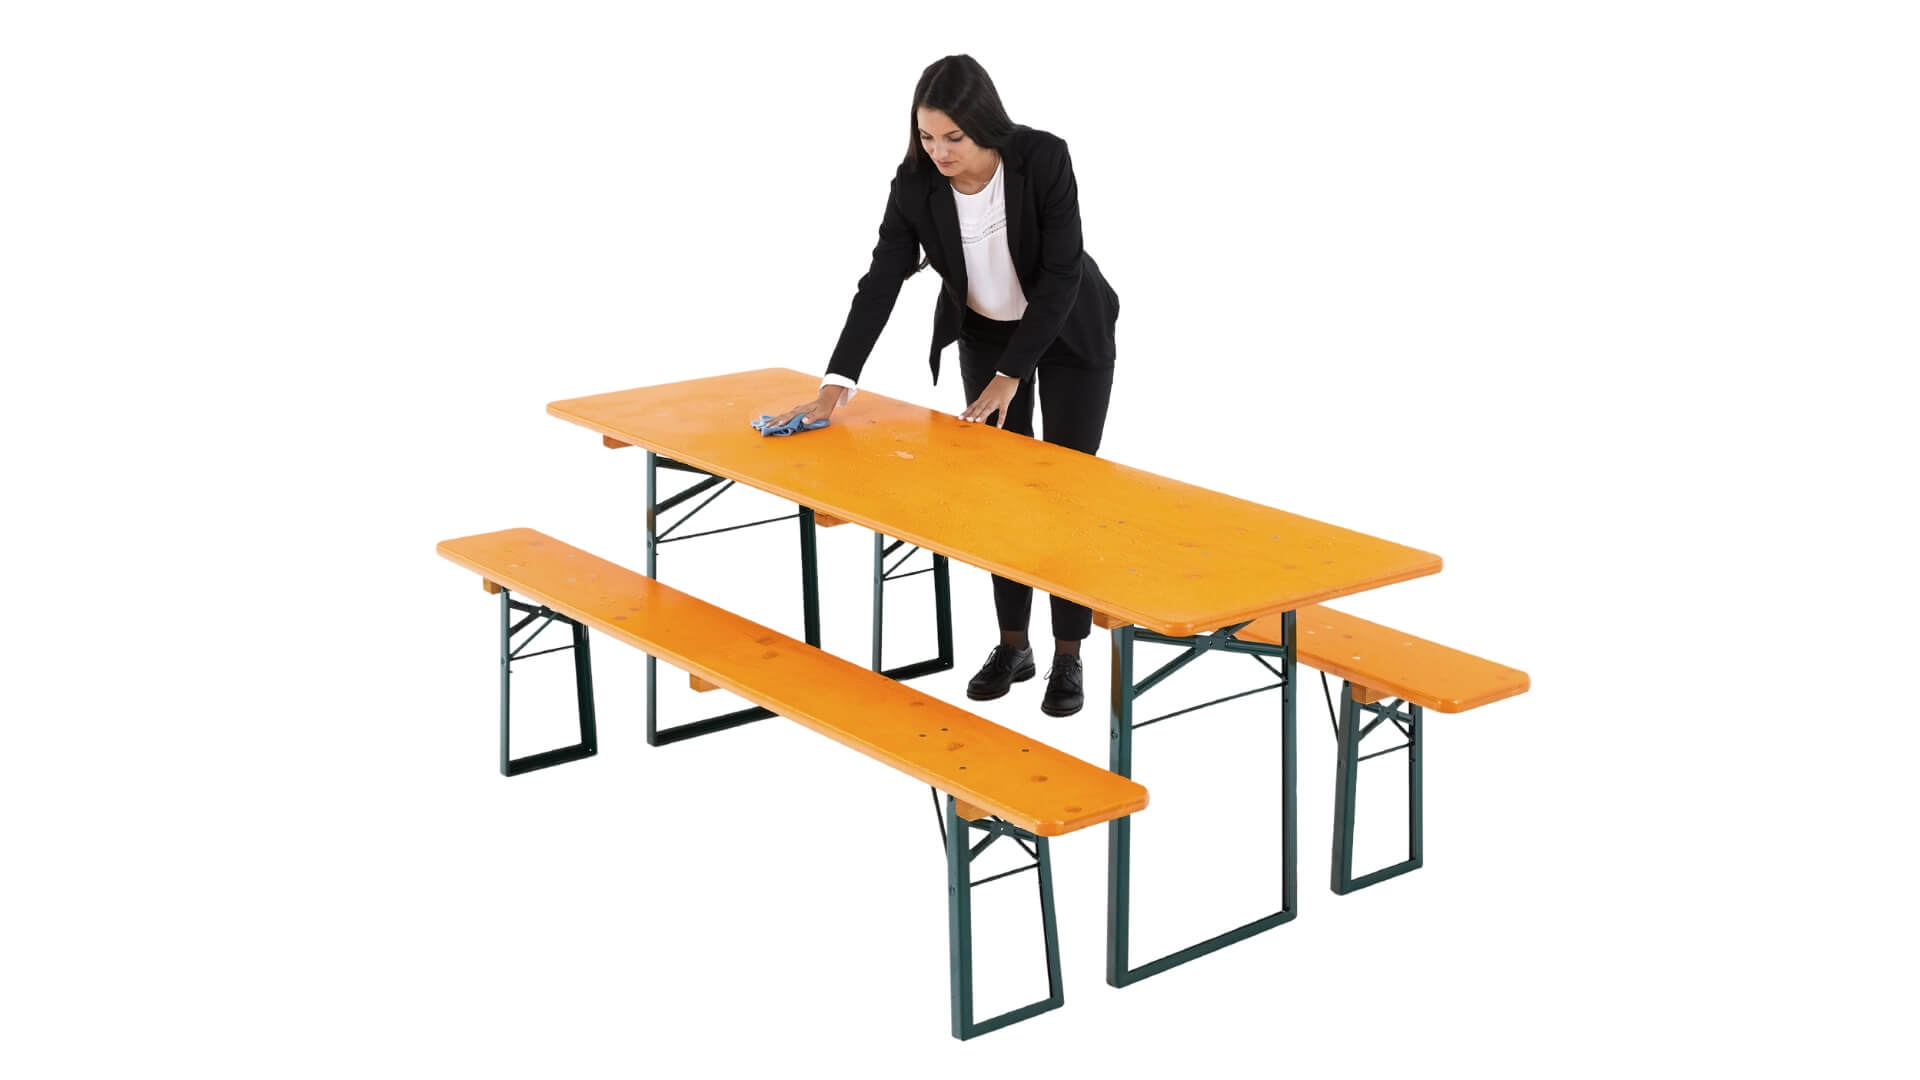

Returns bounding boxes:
[1040,655,1084,717]
[967,644,1036,701]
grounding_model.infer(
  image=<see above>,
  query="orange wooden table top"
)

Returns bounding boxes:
[549,368,1441,637]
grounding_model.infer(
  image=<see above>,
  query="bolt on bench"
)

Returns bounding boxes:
[1240,605,1529,894]
[436,528,1148,1039]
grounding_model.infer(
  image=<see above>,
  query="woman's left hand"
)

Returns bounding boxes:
[961,374,1022,427]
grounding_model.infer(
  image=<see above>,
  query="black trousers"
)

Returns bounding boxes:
[957,306,1115,643]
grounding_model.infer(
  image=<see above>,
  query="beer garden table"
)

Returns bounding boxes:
[546,367,1442,985]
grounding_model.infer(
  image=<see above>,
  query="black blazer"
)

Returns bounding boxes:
[826,125,1119,387]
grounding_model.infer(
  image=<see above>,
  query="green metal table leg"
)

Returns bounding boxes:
[872,531,955,681]
[871,531,886,672]
[799,506,820,646]
[934,553,953,668]
[643,450,810,746]
[1106,612,1297,987]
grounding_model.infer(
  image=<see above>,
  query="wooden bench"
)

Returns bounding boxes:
[436,527,1148,1039]
[1240,604,1529,894]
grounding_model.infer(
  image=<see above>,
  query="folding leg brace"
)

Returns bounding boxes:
[1330,682,1423,893]
[937,792,1063,1040]
[497,587,599,776]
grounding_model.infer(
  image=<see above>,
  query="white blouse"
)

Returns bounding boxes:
[824,154,1021,402]
[953,153,1028,321]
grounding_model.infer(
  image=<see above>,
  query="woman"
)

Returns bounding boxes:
[766,54,1120,718]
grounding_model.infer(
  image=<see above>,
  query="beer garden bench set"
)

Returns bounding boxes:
[436,368,1528,1039]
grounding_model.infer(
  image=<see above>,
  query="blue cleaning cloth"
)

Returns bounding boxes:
[751,413,830,437]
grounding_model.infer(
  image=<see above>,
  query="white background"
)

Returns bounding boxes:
[4,1,1915,1075]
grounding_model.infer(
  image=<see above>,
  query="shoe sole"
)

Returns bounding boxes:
[1039,699,1084,717]
[967,665,1036,701]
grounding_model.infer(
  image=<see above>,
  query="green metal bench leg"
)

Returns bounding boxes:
[1331,682,1423,893]
[1106,616,1298,987]
[497,588,599,776]
[642,451,821,746]
[944,795,1063,1040]
[871,530,954,681]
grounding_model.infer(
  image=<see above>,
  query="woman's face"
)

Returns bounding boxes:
[918,106,992,177]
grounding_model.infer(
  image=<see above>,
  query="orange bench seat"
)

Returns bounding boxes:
[1242,604,1529,712]
[437,527,1147,837]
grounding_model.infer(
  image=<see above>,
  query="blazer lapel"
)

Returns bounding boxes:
[1002,140,1025,264]
[926,177,966,298]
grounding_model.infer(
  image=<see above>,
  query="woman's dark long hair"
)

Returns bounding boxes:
[902,54,1021,174]
[900,55,1023,275]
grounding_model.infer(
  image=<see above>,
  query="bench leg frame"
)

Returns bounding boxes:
[871,531,954,681]
[1331,684,1423,893]
[1106,616,1297,987]
[497,588,599,776]
[942,795,1063,1040]
[642,451,823,746]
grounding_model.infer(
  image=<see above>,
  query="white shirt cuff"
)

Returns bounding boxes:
[820,373,857,402]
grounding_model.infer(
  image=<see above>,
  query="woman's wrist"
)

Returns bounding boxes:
[819,373,857,404]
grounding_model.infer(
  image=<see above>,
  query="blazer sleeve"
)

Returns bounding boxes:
[997,138,1084,382]
[826,170,922,384]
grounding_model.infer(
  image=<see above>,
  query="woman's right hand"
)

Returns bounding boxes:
[765,386,846,429]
